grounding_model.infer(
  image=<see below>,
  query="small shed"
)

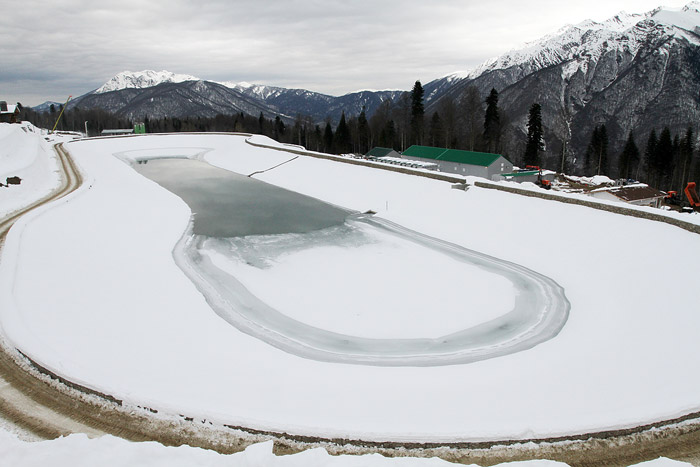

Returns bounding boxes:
[588,184,667,208]
[401,145,513,179]
[0,101,21,123]
[101,129,134,136]
[493,170,556,184]
[365,147,401,159]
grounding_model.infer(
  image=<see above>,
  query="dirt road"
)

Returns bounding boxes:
[0,143,699,466]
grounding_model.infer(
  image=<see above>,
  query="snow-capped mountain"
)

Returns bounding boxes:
[438,2,700,89]
[423,1,700,170]
[60,1,700,171]
[95,70,200,94]
[72,70,402,124]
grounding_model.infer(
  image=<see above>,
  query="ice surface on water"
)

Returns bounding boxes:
[134,157,570,366]
[175,215,570,366]
[202,219,519,339]
[209,222,374,270]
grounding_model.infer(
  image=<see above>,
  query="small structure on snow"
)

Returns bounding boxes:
[493,169,556,185]
[588,183,666,208]
[0,101,22,123]
[1,176,21,188]
[365,147,401,159]
[101,128,134,136]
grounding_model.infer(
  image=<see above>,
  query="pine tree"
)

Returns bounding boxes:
[357,106,369,154]
[584,126,600,175]
[584,125,608,175]
[596,125,609,176]
[258,112,265,134]
[654,127,674,189]
[523,103,543,166]
[679,126,695,190]
[323,122,333,153]
[460,86,482,151]
[639,129,658,182]
[429,112,443,147]
[334,112,351,154]
[618,132,640,180]
[380,120,396,149]
[410,80,424,145]
[483,88,500,153]
[273,116,285,141]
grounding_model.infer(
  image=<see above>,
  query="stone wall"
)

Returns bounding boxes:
[474,181,700,235]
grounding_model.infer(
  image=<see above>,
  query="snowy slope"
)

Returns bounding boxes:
[444,2,700,84]
[1,133,700,444]
[0,123,63,218]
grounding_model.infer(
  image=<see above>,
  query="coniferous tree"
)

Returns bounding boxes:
[523,103,543,166]
[323,122,334,153]
[460,86,482,151]
[483,88,500,153]
[618,132,640,180]
[585,126,599,175]
[639,129,658,181]
[357,106,369,154]
[653,127,674,189]
[679,127,695,190]
[429,112,443,147]
[584,125,608,175]
[410,80,425,145]
[258,112,265,134]
[596,125,609,176]
[273,116,285,141]
[437,97,457,148]
[334,111,351,154]
[380,120,396,149]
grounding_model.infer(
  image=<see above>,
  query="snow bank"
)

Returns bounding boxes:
[0,428,580,467]
[1,133,700,442]
[0,427,692,467]
[0,123,63,218]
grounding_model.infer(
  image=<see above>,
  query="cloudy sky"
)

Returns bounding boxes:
[1,0,691,106]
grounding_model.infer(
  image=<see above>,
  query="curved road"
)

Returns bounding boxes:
[0,143,699,466]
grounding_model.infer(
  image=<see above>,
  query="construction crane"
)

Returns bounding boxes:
[665,182,700,212]
[50,95,72,134]
[525,165,552,190]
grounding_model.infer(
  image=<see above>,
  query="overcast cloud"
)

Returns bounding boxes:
[0,0,691,106]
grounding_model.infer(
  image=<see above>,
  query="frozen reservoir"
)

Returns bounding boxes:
[133,157,570,366]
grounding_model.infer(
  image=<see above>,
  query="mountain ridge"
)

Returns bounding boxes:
[38,1,700,175]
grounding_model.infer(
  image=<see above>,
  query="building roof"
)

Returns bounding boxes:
[500,170,540,178]
[592,184,666,202]
[365,147,397,158]
[402,145,505,167]
[0,104,18,114]
[101,129,134,135]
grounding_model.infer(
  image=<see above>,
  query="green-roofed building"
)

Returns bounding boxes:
[401,145,513,180]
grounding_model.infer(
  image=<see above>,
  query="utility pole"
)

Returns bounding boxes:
[50,95,72,134]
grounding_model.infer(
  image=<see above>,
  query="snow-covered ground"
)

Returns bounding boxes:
[0,123,63,219]
[0,426,693,466]
[1,130,700,445]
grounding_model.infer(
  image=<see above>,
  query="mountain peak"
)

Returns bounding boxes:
[445,2,700,83]
[95,70,200,94]
[648,1,700,31]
